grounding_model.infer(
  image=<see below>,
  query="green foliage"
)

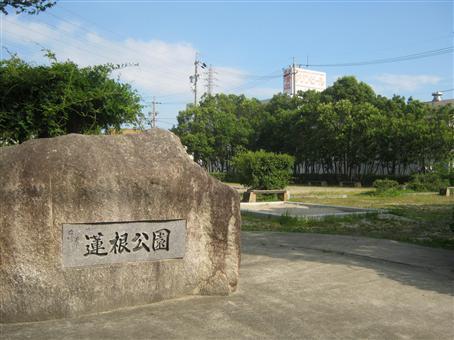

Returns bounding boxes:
[433,160,454,186]
[232,150,294,189]
[407,173,449,192]
[372,179,406,196]
[209,172,226,182]
[1,0,56,15]
[277,211,301,226]
[172,94,264,171]
[255,193,279,202]
[373,188,408,197]
[0,54,143,145]
[242,205,454,250]
[450,206,454,232]
[373,179,400,192]
[172,76,453,181]
[321,76,376,104]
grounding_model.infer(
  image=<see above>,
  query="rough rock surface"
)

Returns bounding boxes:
[0,129,240,323]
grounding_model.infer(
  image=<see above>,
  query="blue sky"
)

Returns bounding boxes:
[1,0,453,129]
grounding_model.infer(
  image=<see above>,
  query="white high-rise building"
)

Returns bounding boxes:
[283,66,326,95]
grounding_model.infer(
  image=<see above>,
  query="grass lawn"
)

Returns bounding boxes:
[240,185,454,250]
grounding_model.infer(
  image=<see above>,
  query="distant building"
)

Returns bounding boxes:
[283,65,326,95]
[426,91,454,107]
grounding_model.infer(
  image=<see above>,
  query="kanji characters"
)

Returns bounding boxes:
[83,229,171,256]
[109,232,131,254]
[132,232,150,252]
[153,229,170,251]
[84,232,108,256]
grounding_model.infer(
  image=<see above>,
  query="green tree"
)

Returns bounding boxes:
[0,55,143,145]
[173,94,265,171]
[321,76,376,104]
[232,150,295,189]
[1,0,56,15]
[255,92,309,156]
[173,75,453,181]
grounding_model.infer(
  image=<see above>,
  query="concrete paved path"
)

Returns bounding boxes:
[241,201,376,218]
[2,232,453,339]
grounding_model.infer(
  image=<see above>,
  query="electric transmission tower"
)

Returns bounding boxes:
[205,65,218,95]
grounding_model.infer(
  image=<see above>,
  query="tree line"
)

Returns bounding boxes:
[1,53,452,183]
[173,76,453,181]
[1,54,143,145]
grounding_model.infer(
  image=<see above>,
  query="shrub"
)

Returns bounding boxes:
[433,161,454,186]
[407,173,449,192]
[278,211,300,226]
[232,150,294,190]
[450,206,454,232]
[373,179,400,193]
[209,172,226,182]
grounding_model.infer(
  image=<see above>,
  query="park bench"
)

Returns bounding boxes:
[339,181,362,188]
[308,181,328,187]
[439,187,454,196]
[243,189,290,203]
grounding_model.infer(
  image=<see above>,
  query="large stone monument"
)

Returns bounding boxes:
[0,129,240,323]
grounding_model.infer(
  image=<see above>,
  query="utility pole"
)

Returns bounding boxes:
[150,96,161,128]
[189,53,207,106]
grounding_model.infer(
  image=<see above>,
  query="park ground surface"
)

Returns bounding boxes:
[2,232,453,339]
[2,185,452,339]
[234,184,454,250]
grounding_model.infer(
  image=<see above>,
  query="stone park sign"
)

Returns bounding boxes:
[62,220,186,267]
[0,129,240,323]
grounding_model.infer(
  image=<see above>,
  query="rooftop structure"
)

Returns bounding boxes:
[426,91,454,107]
[283,65,326,95]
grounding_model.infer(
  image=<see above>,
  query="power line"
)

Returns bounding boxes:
[2,20,120,62]
[142,91,192,100]
[4,15,279,99]
[144,68,282,100]
[160,101,189,105]
[9,12,451,102]
[4,27,195,102]
[45,11,190,81]
[4,15,194,85]
[221,70,281,93]
[5,16,274,101]
[50,7,454,77]
[141,100,189,106]
[306,46,453,67]
[57,6,126,40]
[216,68,283,79]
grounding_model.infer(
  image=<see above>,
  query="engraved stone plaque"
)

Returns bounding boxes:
[62,220,186,268]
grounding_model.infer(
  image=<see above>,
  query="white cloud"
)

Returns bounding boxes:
[2,15,281,131]
[2,16,265,100]
[374,73,441,92]
[244,87,282,99]
[215,66,249,93]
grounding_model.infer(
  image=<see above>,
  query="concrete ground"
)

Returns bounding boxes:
[2,232,453,339]
[240,201,376,218]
